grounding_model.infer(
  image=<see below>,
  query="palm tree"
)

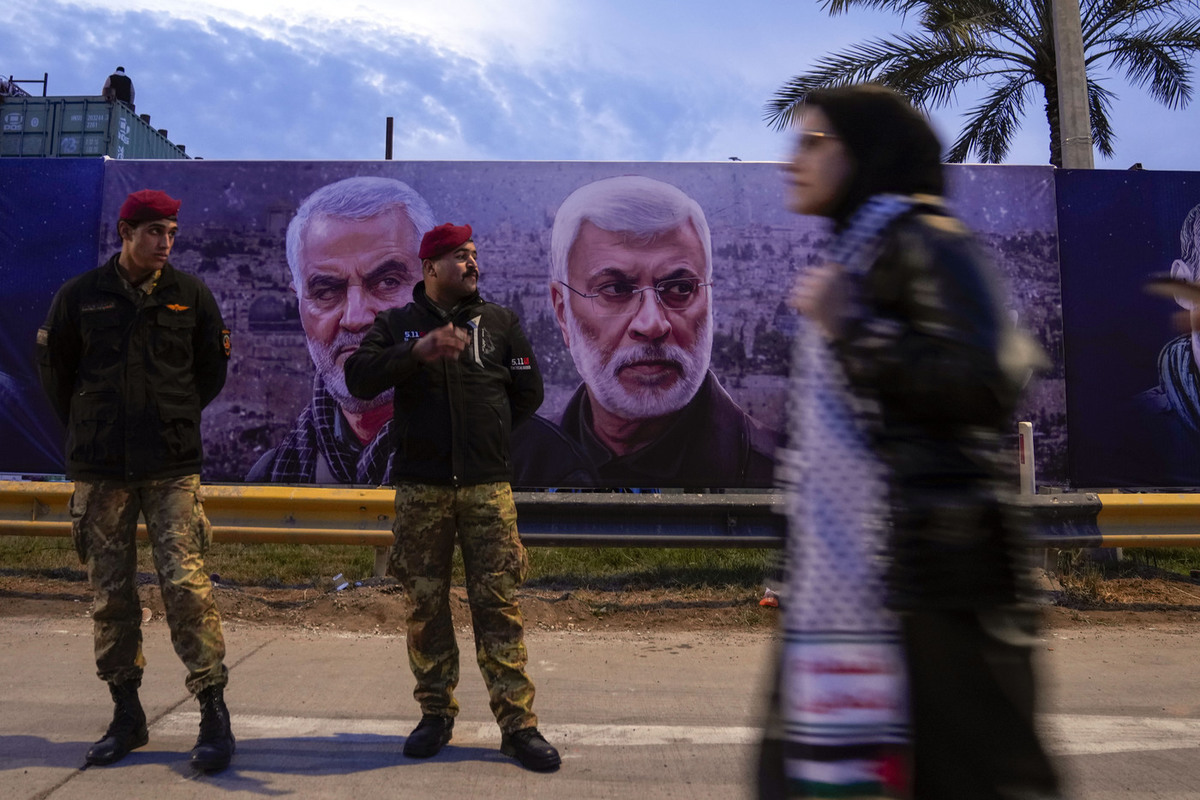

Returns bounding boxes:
[766,0,1200,166]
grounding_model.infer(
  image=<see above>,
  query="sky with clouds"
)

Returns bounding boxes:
[3,0,1197,169]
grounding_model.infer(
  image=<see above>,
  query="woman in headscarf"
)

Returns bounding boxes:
[760,84,1061,799]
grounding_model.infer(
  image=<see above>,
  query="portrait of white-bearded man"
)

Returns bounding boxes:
[1130,201,1200,485]
[246,176,434,484]
[540,175,780,488]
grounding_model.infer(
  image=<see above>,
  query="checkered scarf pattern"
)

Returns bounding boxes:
[267,376,394,485]
[778,194,921,798]
[1158,334,1200,434]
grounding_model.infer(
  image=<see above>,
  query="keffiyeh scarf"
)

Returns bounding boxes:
[267,376,394,485]
[778,194,922,798]
[1158,334,1200,435]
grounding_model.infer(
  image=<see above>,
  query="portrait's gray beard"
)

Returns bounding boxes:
[306,331,393,415]
[564,303,713,421]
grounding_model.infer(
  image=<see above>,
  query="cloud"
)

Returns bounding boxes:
[7,1,879,162]
[78,0,569,64]
[3,1,1197,168]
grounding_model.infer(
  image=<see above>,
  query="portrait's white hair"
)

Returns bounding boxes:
[286,176,435,289]
[1182,203,1200,269]
[549,175,713,285]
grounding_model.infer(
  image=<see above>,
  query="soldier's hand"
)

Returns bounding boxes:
[413,323,470,363]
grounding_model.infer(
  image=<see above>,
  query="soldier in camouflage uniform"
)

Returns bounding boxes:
[37,190,236,773]
[345,222,560,771]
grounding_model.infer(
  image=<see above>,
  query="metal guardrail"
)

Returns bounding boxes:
[1092,493,1200,547]
[0,481,785,548]
[3,480,1200,548]
[0,481,397,546]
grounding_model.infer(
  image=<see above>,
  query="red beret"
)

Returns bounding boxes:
[419,223,473,261]
[119,189,181,223]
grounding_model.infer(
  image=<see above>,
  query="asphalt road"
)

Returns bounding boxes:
[1,613,1198,799]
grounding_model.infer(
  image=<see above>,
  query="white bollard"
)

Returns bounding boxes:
[372,546,390,578]
[1018,421,1036,496]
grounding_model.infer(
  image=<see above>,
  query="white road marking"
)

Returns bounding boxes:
[1042,714,1200,756]
[153,712,1200,755]
[154,713,762,746]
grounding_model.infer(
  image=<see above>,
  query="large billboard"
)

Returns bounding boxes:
[1058,170,1200,487]
[3,159,1066,489]
[0,158,104,476]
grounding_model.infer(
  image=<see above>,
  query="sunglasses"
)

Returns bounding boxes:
[795,130,841,152]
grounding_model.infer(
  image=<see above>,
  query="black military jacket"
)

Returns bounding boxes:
[344,281,543,486]
[37,254,229,481]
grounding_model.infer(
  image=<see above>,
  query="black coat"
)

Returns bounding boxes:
[344,282,543,486]
[36,255,229,481]
[553,371,780,488]
[831,209,1040,609]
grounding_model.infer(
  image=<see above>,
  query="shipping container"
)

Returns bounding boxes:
[0,96,188,159]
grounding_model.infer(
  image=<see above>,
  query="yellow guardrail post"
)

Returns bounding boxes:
[1094,493,1200,546]
[0,480,397,545]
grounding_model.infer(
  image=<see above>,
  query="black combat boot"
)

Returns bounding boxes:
[190,685,235,773]
[501,726,561,771]
[86,681,149,766]
[403,714,454,758]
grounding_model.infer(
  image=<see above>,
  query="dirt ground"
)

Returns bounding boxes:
[4,569,1200,633]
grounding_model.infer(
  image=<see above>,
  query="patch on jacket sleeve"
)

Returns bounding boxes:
[221,329,232,358]
[510,356,532,371]
[36,326,50,346]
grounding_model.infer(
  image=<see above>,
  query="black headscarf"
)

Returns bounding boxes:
[803,84,945,228]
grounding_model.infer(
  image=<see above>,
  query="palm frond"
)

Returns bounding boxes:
[945,75,1031,162]
[1087,80,1119,156]
[764,34,973,128]
[770,0,1200,161]
[1082,0,1194,46]
[1100,21,1200,106]
[875,45,981,105]
[921,3,997,45]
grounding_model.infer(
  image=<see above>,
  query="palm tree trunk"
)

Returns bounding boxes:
[1042,80,1064,169]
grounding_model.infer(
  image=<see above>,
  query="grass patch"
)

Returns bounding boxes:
[0,536,774,591]
[0,536,81,577]
[527,547,773,591]
[204,543,379,587]
[1055,549,1109,604]
[0,536,380,587]
[1055,546,1200,606]
[1057,547,1200,582]
[1122,547,1200,576]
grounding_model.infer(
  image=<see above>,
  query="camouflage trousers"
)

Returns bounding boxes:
[390,481,535,733]
[69,474,228,695]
